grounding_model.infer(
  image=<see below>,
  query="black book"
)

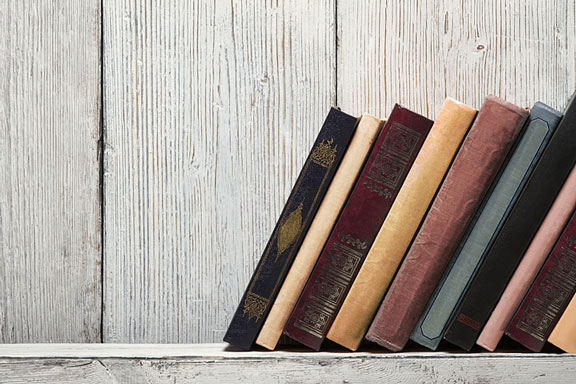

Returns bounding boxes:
[223,108,358,350]
[444,97,571,351]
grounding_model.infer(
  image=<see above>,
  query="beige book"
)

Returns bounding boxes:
[255,114,382,350]
[549,294,576,352]
[327,98,477,350]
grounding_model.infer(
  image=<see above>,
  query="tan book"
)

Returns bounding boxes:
[326,98,477,350]
[549,293,576,352]
[255,114,382,350]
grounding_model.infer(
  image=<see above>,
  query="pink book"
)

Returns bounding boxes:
[476,163,576,351]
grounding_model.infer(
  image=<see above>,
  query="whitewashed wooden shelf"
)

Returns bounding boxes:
[0,343,573,383]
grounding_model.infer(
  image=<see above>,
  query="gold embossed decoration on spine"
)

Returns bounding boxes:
[293,242,364,336]
[276,202,304,259]
[311,139,338,168]
[243,292,270,321]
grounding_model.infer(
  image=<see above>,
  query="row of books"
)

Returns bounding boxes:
[224,93,576,353]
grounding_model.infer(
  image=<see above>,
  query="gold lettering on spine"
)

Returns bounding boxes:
[337,232,367,250]
[362,180,392,199]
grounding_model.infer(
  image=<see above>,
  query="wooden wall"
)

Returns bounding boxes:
[0,1,101,343]
[0,0,574,343]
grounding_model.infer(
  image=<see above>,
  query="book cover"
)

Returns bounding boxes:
[444,93,576,351]
[255,114,382,350]
[366,96,527,351]
[223,108,358,350]
[478,162,576,352]
[326,98,477,351]
[283,105,433,351]
[412,102,561,351]
[506,209,576,352]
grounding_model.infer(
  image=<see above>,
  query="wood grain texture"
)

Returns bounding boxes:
[0,344,574,383]
[102,0,336,343]
[337,0,576,118]
[4,0,576,348]
[0,1,101,342]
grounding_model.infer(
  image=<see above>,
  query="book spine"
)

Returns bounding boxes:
[223,108,358,350]
[444,95,576,351]
[283,105,433,351]
[255,115,382,350]
[412,102,562,351]
[365,96,527,351]
[549,284,576,353]
[326,98,477,351]
[477,162,576,351]
[505,210,576,352]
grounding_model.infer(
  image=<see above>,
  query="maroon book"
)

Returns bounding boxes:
[505,209,576,352]
[283,105,433,350]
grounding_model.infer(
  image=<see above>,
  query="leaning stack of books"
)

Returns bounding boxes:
[224,93,576,353]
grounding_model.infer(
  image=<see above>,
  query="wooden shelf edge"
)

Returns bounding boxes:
[0,343,572,359]
[0,344,574,383]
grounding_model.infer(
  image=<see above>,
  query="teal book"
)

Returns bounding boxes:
[410,102,561,350]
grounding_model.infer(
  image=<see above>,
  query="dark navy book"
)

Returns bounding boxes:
[224,108,358,350]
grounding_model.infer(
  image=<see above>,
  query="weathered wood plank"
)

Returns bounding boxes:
[0,342,557,358]
[0,344,574,383]
[337,0,576,118]
[0,1,101,342]
[102,0,336,343]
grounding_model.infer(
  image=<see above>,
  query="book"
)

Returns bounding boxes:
[326,98,477,351]
[365,96,526,351]
[549,285,576,352]
[255,114,382,350]
[444,93,576,351]
[283,105,433,351]
[478,162,576,351]
[223,108,358,350]
[505,209,576,352]
[413,102,561,351]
